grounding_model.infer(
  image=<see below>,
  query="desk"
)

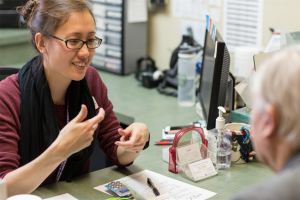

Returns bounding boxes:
[31,70,274,200]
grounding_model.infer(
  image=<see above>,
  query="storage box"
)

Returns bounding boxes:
[231,107,250,124]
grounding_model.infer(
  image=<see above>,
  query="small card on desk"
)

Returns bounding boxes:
[188,158,217,181]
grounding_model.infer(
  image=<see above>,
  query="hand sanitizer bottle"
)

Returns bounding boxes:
[216,106,232,169]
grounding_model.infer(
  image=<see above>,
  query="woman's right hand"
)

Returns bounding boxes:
[52,104,105,160]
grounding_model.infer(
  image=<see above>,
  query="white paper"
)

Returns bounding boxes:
[148,193,176,200]
[180,20,206,47]
[188,158,217,181]
[127,0,148,23]
[172,0,207,20]
[94,170,217,200]
[223,0,263,52]
[209,0,222,7]
[264,34,281,53]
[234,71,256,109]
[210,8,220,23]
[177,143,202,165]
[43,193,78,200]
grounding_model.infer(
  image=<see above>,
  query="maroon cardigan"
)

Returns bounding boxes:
[0,66,130,185]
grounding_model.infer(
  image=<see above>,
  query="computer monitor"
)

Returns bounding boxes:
[198,29,230,130]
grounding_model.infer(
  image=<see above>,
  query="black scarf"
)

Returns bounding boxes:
[18,56,96,182]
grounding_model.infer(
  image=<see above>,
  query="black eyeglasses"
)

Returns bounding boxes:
[49,35,102,49]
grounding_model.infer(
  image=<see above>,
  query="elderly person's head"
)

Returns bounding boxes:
[251,45,300,172]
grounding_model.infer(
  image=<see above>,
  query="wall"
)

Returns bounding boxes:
[0,29,38,67]
[147,0,300,71]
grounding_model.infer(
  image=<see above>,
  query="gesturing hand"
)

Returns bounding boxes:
[115,123,149,152]
[53,104,105,159]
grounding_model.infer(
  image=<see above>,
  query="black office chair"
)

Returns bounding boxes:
[0,67,20,82]
[89,122,132,172]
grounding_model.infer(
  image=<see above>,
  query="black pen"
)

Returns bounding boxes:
[147,178,160,196]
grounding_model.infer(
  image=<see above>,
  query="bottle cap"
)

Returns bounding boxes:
[178,44,197,58]
[178,52,196,58]
[216,106,226,130]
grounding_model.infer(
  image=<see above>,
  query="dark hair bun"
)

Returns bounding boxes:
[20,0,38,24]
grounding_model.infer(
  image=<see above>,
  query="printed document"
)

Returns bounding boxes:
[94,170,216,200]
[172,0,207,20]
[127,0,147,23]
[223,0,263,52]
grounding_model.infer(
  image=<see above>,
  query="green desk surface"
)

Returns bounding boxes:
[30,70,274,200]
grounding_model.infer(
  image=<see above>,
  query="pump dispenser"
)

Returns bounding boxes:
[216,106,226,130]
[216,106,232,169]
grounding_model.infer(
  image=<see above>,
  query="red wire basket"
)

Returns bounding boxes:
[169,127,208,174]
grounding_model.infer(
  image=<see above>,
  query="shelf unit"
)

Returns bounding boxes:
[0,0,28,28]
[91,0,148,75]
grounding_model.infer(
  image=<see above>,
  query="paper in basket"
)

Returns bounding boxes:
[168,127,218,181]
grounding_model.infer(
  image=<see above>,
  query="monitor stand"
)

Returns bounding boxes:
[226,72,235,124]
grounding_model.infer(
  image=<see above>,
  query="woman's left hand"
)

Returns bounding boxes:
[115,123,149,152]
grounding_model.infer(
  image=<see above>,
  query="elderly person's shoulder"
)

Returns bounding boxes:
[232,152,300,200]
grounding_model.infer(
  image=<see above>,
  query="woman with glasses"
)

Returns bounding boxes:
[0,0,149,197]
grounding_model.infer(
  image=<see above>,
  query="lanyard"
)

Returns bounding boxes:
[55,96,70,183]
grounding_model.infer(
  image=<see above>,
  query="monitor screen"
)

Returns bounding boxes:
[199,30,230,130]
[200,31,216,121]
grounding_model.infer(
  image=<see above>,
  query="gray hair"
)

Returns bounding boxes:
[252,45,300,148]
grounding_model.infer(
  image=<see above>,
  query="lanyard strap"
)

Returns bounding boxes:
[55,96,70,182]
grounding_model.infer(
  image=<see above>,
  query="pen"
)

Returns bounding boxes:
[154,141,173,145]
[147,178,160,196]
